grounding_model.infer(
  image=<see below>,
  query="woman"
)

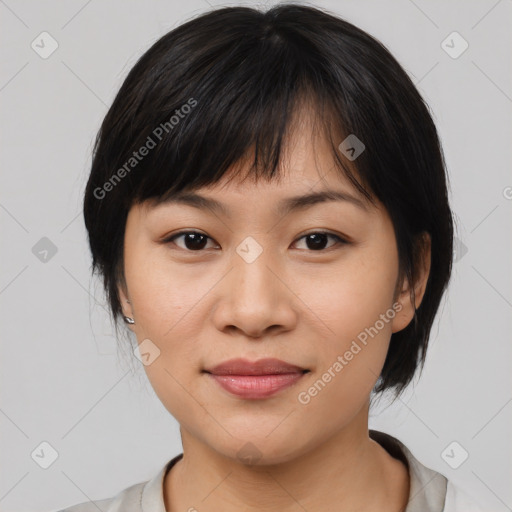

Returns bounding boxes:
[58,4,484,511]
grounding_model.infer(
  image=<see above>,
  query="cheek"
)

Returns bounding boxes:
[300,248,398,343]
[125,243,210,338]
[295,298,393,426]
[123,246,211,405]
[296,244,398,397]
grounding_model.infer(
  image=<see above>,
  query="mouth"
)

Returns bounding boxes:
[202,358,310,399]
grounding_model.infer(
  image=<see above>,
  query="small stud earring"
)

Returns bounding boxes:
[124,299,134,323]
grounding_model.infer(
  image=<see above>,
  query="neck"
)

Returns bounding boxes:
[164,403,409,512]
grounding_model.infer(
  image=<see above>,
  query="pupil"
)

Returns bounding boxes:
[185,233,207,250]
[306,233,327,250]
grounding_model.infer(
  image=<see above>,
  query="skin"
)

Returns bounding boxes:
[118,112,431,512]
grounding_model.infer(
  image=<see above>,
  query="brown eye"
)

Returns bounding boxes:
[165,231,217,251]
[293,232,347,251]
[163,230,348,253]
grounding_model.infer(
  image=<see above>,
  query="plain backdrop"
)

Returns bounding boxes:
[1,0,511,511]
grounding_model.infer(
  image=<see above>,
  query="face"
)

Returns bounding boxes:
[118,119,427,466]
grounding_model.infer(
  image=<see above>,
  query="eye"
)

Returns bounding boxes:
[293,231,348,251]
[164,231,219,251]
[163,230,348,252]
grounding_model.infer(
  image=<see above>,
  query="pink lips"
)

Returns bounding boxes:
[204,358,308,399]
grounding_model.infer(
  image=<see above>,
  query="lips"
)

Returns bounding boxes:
[204,357,308,376]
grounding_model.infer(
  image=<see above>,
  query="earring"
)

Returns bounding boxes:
[124,299,134,323]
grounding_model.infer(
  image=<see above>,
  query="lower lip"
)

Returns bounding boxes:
[207,372,306,399]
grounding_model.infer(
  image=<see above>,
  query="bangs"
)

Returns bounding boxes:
[95,15,375,211]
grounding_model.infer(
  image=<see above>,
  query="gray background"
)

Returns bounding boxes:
[1,0,511,510]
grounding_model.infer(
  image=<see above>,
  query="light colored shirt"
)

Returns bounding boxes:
[54,430,485,512]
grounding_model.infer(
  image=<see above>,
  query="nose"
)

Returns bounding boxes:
[211,248,298,339]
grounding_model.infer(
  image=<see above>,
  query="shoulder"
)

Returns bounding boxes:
[51,454,183,512]
[369,430,486,512]
[443,480,487,512]
[51,480,146,512]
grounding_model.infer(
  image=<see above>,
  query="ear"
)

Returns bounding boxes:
[391,232,431,334]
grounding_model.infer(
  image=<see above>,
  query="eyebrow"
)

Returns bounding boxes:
[157,189,369,217]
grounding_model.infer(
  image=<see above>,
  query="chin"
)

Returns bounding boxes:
[210,433,311,468]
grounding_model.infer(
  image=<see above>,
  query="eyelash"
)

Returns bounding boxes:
[162,230,349,252]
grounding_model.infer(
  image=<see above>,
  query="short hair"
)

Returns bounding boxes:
[83,3,454,397]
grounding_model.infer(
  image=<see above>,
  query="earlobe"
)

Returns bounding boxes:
[118,284,135,326]
[391,232,431,334]
[390,287,411,334]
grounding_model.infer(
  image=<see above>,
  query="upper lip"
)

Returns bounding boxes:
[204,358,308,376]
